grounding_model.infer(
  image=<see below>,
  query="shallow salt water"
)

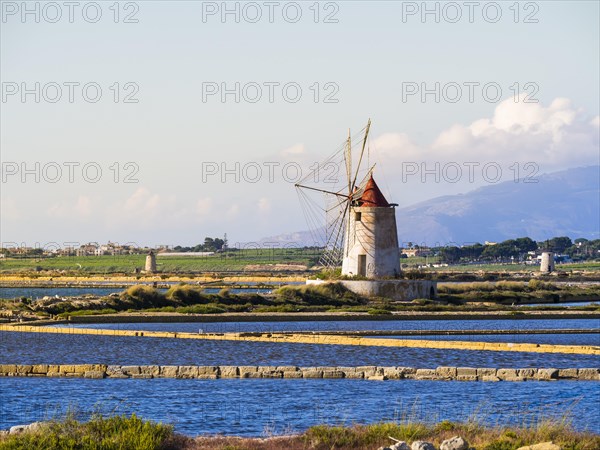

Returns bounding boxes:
[2,330,599,368]
[60,319,600,346]
[65,318,600,333]
[0,378,598,436]
[2,318,598,436]
[376,333,600,346]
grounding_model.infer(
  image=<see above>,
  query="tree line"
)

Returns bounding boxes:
[436,236,600,263]
[172,237,227,253]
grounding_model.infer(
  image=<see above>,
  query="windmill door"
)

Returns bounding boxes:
[358,255,367,277]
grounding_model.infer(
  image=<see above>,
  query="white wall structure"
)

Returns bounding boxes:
[339,279,437,300]
[145,251,157,273]
[540,252,555,273]
[306,279,437,301]
[341,175,401,278]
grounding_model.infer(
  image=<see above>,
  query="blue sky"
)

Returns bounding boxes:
[1,1,599,247]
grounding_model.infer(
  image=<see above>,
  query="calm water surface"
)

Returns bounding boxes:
[2,317,599,436]
[2,330,599,368]
[378,334,600,346]
[0,378,598,436]
[62,319,600,346]
[68,318,600,333]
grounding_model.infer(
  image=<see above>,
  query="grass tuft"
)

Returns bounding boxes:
[0,413,177,450]
[273,283,366,307]
[2,414,598,450]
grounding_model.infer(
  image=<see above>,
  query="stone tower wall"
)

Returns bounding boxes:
[145,253,157,273]
[540,252,555,273]
[342,206,400,278]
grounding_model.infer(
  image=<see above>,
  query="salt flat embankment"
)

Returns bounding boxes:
[2,324,599,355]
[55,310,600,324]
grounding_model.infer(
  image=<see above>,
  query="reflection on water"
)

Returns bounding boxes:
[0,378,597,436]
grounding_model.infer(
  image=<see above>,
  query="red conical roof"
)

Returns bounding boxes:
[358,175,389,207]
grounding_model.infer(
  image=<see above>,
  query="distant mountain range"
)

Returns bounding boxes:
[395,165,599,245]
[256,166,600,247]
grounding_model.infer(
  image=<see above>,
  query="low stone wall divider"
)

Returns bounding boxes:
[0,365,598,381]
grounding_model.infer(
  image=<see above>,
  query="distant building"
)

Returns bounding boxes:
[401,247,432,257]
[57,247,76,256]
[76,243,99,256]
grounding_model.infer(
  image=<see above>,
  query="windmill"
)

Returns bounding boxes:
[295,120,401,278]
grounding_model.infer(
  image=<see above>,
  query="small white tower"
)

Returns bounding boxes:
[540,252,555,273]
[342,175,401,278]
[145,250,157,273]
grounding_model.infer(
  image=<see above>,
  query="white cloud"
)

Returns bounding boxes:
[257,197,271,213]
[196,197,213,218]
[47,195,92,220]
[104,187,181,230]
[226,204,240,218]
[280,143,305,156]
[0,196,21,220]
[123,187,162,216]
[373,95,599,170]
[74,196,92,217]
[372,132,421,160]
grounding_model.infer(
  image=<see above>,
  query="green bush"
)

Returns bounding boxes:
[176,304,226,314]
[367,308,393,315]
[434,420,457,432]
[274,283,366,307]
[482,439,523,450]
[118,285,169,309]
[254,304,304,313]
[304,422,429,448]
[313,268,342,280]
[62,309,117,317]
[402,270,432,280]
[495,281,527,292]
[165,284,209,305]
[0,414,175,450]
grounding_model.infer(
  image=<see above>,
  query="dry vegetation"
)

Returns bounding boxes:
[436,280,600,305]
[2,417,598,450]
[2,280,599,323]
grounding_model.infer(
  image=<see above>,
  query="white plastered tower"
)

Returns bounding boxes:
[341,175,401,278]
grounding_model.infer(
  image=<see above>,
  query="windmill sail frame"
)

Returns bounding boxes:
[295,119,372,269]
